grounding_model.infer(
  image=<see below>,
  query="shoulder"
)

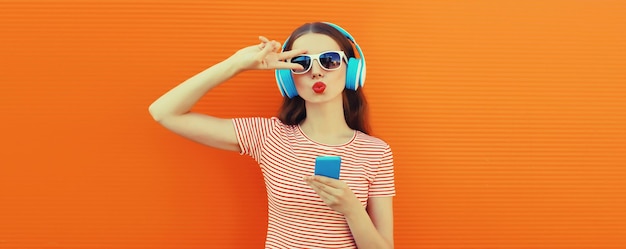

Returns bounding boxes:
[352,131,393,161]
[354,131,391,150]
[233,116,290,127]
[231,117,295,138]
[236,116,298,134]
[269,116,297,130]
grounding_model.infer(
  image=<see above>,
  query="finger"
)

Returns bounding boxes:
[316,189,336,203]
[255,40,276,61]
[306,177,334,193]
[307,181,336,201]
[272,40,282,51]
[277,49,307,61]
[313,176,344,188]
[259,36,270,43]
[309,180,338,196]
[258,36,271,49]
[273,61,305,70]
[307,181,324,196]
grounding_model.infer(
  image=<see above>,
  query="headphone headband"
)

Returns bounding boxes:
[322,22,365,62]
[280,22,364,61]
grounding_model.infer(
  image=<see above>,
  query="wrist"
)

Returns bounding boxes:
[220,55,246,75]
[343,206,367,221]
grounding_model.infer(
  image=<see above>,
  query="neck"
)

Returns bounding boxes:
[300,95,353,138]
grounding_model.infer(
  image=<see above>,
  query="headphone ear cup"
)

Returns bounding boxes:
[276,69,298,98]
[357,58,366,88]
[345,57,360,90]
[275,69,287,97]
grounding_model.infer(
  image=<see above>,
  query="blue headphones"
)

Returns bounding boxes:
[274,22,367,98]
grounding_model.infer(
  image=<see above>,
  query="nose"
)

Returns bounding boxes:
[309,59,324,78]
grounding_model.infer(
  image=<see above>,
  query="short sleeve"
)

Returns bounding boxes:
[231,117,277,162]
[369,145,396,197]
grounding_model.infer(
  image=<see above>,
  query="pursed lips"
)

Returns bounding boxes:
[312,82,326,93]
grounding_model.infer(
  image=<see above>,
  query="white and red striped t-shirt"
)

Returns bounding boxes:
[232,117,395,249]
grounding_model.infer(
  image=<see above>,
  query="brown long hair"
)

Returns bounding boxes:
[277,22,371,135]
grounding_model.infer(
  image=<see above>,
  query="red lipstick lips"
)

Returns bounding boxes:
[312,82,326,93]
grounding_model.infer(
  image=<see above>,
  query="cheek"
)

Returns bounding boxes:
[291,69,346,88]
[329,70,347,87]
[292,75,307,88]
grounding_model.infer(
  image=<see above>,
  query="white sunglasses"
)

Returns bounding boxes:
[290,51,347,74]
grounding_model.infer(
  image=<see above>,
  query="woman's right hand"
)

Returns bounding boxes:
[230,36,306,72]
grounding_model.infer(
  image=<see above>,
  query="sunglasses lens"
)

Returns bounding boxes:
[319,52,342,70]
[291,56,310,73]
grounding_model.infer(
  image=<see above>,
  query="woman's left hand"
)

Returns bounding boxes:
[304,176,363,216]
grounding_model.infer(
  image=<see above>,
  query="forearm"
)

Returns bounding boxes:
[148,56,241,121]
[345,208,393,249]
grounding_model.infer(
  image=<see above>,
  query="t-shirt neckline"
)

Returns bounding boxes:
[297,124,358,147]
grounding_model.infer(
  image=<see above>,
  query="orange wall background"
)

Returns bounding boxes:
[1,1,625,248]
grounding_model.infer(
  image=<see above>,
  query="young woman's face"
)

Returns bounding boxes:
[290,33,346,104]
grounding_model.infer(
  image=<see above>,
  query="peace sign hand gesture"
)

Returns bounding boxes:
[232,36,306,72]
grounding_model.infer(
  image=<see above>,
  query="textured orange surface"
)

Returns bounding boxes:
[1,1,625,248]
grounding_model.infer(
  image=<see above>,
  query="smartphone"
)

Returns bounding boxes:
[314,156,341,179]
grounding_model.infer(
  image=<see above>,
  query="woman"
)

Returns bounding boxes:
[149,22,395,249]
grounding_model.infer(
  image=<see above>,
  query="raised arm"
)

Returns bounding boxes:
[148,36,305,151]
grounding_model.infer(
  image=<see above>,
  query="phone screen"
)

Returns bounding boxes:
[314,156,341,179]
